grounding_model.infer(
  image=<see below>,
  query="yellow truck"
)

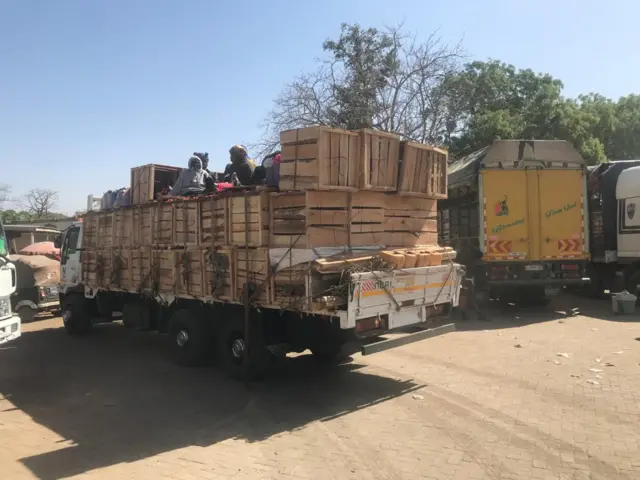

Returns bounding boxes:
[438,140,590,305]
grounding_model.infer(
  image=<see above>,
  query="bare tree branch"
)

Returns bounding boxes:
[251,23,467,158]
[23,189,59,218]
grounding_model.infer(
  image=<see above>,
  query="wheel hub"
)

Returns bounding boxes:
[231,338,245,360]
[176,329,189,347]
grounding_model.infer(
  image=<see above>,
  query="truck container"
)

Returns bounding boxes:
[57,190,463,379]
[586,161,640,296]
[438,140,590,305]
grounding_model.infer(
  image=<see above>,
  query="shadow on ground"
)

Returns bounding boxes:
[453,292,638,332]
[0,323,421,480]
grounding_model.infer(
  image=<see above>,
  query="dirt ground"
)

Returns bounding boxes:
[0,295,639,480]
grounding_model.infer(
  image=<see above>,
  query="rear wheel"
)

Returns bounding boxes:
[16,306,36,323]
[218,311,268,380]
[168,308,213,367]
[62,295,92,335]
[310,342,346,365]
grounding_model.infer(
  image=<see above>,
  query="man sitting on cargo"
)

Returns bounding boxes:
[169,155,213,197]
[223,144,255,186]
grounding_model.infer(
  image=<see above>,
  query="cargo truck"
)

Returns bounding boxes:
[56,193,464,380]
[585,161,640,296]
[438,140,590,306]
[0,217,20,344]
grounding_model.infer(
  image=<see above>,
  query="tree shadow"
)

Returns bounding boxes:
[0,323,422,480]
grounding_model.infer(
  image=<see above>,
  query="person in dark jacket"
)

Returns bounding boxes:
[223,145,255,186]
[170,156,212,196]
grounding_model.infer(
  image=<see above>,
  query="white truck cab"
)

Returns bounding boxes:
[0,218,20,344]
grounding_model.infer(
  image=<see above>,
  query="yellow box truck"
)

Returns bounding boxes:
[438,140,590,306]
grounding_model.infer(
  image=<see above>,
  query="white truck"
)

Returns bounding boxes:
[56,212,464,380]
[586,162,640,295]
[0,217,20,345]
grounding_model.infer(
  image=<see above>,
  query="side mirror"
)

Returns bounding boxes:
[53,234,62,249]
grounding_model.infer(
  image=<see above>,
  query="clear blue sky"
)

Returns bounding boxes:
[1,0,637,214]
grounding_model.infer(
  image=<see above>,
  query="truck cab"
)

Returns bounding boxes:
[0,217,20,344]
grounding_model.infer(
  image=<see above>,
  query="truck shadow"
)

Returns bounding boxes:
[0,323,422,480]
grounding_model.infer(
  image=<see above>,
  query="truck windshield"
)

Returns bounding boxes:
[0,217,7,257]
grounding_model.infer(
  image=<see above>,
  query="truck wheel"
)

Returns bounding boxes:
[168,308,212,367]
[62,295,92,335]
[16,306,36,323]
[217,313,268,381]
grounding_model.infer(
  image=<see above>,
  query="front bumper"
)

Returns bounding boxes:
[0,315,21,345]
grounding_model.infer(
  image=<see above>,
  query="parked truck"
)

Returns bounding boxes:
[56,192,464,380]
[585,160,640,296]
[438,140,590,306]
[0,217,20,344]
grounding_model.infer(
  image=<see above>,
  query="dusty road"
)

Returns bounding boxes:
[1,296,639,480]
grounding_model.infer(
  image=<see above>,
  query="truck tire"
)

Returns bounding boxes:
[16,306,36,323]
[168,308,212,367]
[217,312,268,381]
[62,295,92,335]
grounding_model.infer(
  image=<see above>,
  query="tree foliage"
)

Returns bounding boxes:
[258,25,640,166]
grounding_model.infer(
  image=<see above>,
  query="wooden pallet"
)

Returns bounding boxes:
[398,142,448,199]
[279,127,361,191]
[131,164,182,205]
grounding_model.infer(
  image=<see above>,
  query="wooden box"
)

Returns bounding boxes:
[272,263,309,310]
[131,164,182,205]
[228,192,270,247]
[200,197,228,246]
[174,200,200,246]
[399,142,448,199]
[130,248,154,293]
[203,247,234,301]
[235,247,271,304]
[82,212,114,249]
[270,191,350,249]
[82,249,112,288]
[109,249,131,290]
[133,204,155,247]
[349,191,388,246]
[383,196,438,247]
[360,129,401,192]
[172,248,206,298]
[113,209,133,247]
[279,127,360,191]
[153,203,174,246]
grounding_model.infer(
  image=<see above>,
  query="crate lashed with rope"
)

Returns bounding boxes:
[203,247,235,301]
[200,196,228,246]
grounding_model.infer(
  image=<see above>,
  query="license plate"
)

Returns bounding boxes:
[525,265,543,272]
[544,286,560,296]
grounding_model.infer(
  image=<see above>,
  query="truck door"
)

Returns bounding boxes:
[61,226,82,286]
[481,170,530,261]
[537,169,587,260]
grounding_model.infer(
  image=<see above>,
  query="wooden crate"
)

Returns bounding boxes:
[383,196,438,247]
[113,209,133,247]
[109,248,131,290]
[200,197,228,246]
[82,249,112,288]
[174,200,200,246]
[270,191,350,248]
[153,202,174,246]
[360,129,401,192]
[203,247,234,301]
[228,192,270,247]
[132,204,156,247]
[279,127,360,191]
[175,248,205,297]
[131,164,182,205]
[235,247,271,304]
[398,142,448,199]
[272,264,310,310]
[349,191,388,246]
[82,212,114,249]
[130,248,154,293]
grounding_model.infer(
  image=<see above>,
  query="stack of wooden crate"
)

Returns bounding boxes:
[81,125,449,309]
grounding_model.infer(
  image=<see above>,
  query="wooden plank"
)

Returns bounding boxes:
[154,203,174,246]
[174,201,199,246]
[130,248,154,293]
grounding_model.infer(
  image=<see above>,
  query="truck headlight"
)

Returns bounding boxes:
[0,297,11,318]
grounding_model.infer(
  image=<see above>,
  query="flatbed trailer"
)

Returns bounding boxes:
[57,192,463,379]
